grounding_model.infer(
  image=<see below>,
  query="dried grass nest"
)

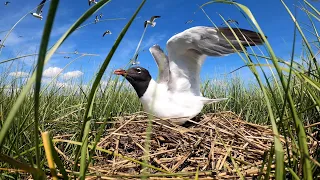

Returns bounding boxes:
[85,111,318,180]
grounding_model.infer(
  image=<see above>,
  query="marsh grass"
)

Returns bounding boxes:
[0,0,319,179]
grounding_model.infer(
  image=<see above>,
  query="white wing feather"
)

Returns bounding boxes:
[166,26,265,96]
[149,45,170,84]
[36,0,46,14]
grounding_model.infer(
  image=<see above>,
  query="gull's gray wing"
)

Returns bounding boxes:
[102,30,111,37]
[149,45,170,84]
[150,16,161,22]
[166,26,265,96]
[36,0,46,14]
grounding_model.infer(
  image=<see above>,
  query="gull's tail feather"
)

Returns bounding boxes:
[200,97,228,105]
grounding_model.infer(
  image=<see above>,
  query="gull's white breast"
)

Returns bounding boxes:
[139,79,204,124]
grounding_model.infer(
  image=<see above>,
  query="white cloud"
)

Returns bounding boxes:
[43,67,63,78]
[9,71,29,78]
[42,78,56,84]
[62,70,83,80]
[56,82,69,88]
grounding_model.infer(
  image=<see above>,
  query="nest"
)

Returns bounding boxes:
[85,111,288,179]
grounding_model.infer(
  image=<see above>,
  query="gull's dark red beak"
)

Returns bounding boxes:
[114,69,127,76]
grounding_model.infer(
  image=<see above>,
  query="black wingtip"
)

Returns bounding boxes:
[218,27,267,46]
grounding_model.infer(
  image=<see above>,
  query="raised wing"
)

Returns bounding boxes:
[166,26,265,96]
[150,16,161,22]
[36,0,46,14]
[149,45,170,84]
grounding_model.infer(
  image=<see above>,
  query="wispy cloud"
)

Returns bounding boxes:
[117,32,168,60]
[4,32,25,46]
[141,33,167,50]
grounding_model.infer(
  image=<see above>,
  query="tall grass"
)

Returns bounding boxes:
[0,0,319,179]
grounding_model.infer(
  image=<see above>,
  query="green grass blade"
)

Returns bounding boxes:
[231,2,312,179]
[287,167,301,180]
[0,54,38,64]
[281,0,319,75]
[0,153,44,178]
[0,0,111,149]
[195,166,199,180]
[202,1,285,179]
[79,120,91,180]
[0,2,51,56]
[74,0,147,172]
[34,0,59,169]
[41,132,68,180]
[42,132,59,180]
[304,0,320,16]
[299,73,320,91]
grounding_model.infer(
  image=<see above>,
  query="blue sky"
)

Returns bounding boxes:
[0,0,319,86]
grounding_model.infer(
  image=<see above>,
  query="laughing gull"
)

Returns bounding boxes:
[102,30,112,37]
[221,19,239,26]
[88,0,98,6]
[4,1,10,5]
[185,20,194,24]
[31,0,46,20]
[144,16,161,28]
[114,26,266,125]
[94,15,99,24]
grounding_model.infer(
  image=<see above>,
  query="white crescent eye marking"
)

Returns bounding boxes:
[136,68,141,73]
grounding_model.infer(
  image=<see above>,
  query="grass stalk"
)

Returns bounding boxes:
[73,0,147,173]
[0,0,112,149]
[42,132,59,180]
[34,0,59,170]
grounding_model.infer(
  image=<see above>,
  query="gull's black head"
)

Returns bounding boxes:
[114,66,151,98]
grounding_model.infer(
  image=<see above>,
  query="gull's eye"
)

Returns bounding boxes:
[136,68,141,74]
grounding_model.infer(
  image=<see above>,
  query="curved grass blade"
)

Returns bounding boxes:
[79,120,91,180]
[42,132,68,180]
[304,0,320,16]
[201,1,285,179]
[34,0,59,169]
[287,167,300,180]
[0,0,52,56]
[195,166,199,180]
[0,0,112,148]
[0,54,38,64]
[74,0,147,173]
[281,0,319,75]
[0,153,44,178]
[42,132,59,180]
[0,51,97,64]
[239,1,312,179]
[299,73,320,91]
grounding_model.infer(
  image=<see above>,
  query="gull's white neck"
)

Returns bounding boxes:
[140,79,163,101]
